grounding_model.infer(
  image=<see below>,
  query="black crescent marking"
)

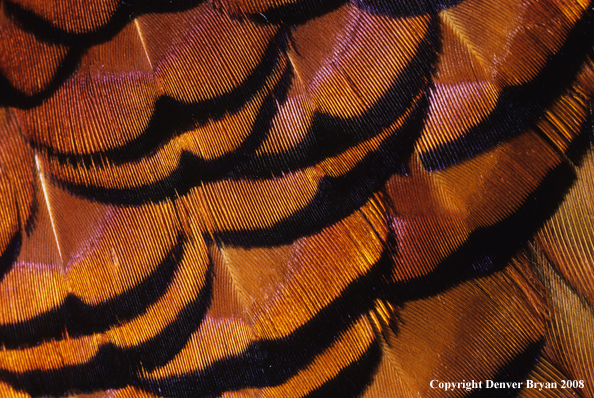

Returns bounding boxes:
[0,233,21,282]
[137,252,393,397]
[46,20,438,211]
[42,19,435,174]
[392,159,576,301]
[302,340,381,398]
[0,261,213,397]
[421,2,594,171]
[36,31,288,166]
[0,234,185,349]
[466,342,543,398]
[0,0,206,108]
[352,0,464,17]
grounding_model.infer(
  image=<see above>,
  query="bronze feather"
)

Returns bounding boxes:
[0,0,592,396]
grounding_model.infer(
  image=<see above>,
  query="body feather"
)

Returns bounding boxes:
[0,0,592,396]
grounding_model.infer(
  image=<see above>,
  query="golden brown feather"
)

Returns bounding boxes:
[0,0,592,397]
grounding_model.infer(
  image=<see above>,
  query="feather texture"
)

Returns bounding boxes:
[0,0,593,397]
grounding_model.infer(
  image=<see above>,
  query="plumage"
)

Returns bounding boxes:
[0,0,593,397]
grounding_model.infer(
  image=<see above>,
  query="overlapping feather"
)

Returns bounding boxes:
[0,0,592,397]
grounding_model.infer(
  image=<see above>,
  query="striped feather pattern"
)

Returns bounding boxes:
[0,0,593,396]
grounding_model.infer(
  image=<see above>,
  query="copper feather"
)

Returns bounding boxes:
[0,0,593,397]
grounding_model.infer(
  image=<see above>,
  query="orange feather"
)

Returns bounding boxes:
[0,0,592,397]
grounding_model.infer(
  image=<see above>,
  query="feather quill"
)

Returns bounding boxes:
[0,0,592,397]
